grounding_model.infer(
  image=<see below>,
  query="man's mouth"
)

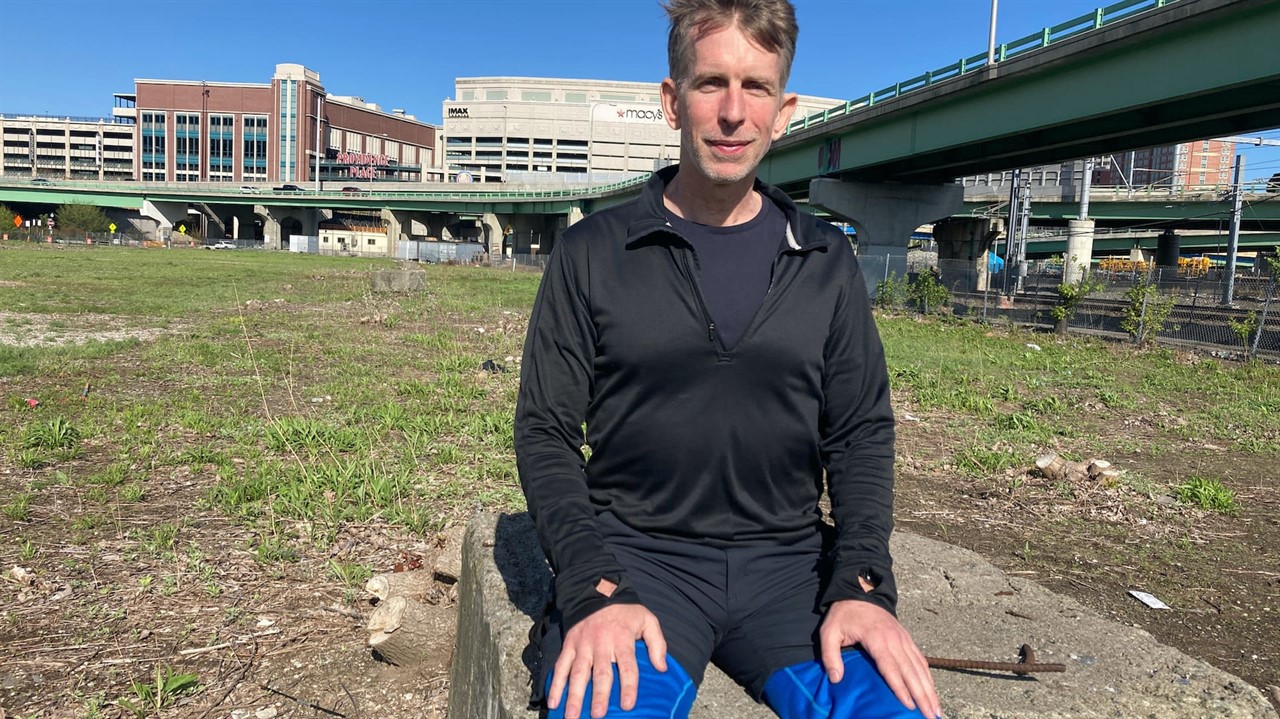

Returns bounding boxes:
[707,139,752,155]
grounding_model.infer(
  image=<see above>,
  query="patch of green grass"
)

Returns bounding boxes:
[326,560,373,588]
[955,445,1023,477]
[117,665,201,718]
[3,493,32,522]
[1174,476,1237,514]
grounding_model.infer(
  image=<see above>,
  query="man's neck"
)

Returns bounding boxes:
[662,171,762,227]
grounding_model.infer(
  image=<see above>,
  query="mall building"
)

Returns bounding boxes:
[0,114,135,181]
[441,77,844,182]
[116,64,439,185]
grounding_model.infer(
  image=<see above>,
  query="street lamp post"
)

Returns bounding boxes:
[987,0,999,67]
[314,92,324,192]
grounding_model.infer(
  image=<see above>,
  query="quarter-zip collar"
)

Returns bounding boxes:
[625,166,830,252]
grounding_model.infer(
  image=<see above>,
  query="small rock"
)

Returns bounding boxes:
[256,616,275,628]
[1025,343,1041,351]
[1155,495,1177,507]
[256,707,278,719]
[232,710,250,719]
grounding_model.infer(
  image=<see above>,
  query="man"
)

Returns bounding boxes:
[515,1,941,717]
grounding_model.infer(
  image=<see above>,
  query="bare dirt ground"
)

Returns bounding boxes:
[1,325,1277,718]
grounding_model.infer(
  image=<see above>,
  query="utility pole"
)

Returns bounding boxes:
[987,0,999,66]
[1221,154,1244,306]
[1079,158,1094,220]
[1015,175,1031,293]
[1003,168,1020,295]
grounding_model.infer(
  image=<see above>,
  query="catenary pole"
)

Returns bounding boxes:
[1221,154,1244,306]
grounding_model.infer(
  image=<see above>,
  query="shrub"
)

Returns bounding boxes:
[908,270,950,314]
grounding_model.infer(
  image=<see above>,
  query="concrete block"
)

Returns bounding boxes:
[369,269,427,293]
[449,513,1277,719]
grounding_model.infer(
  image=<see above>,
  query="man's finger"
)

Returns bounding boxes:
[547,648,574,709]
[874,646,917,712]
[590,656,614,719]
[642,621,668,672]
[565,655,593,719]
[819,630,845,683]
[617,645,640,711]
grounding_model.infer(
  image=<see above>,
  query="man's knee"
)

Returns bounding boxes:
[543,642,697,719]
[762,650,930,719]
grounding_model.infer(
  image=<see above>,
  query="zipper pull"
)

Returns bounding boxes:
[708,323,716,342]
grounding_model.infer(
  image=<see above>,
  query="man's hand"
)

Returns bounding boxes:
[819,596,941,719]
[548,580,668,719]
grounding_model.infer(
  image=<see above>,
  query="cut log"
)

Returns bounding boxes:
[365,569,436,602]
[1096,468,1123,483]
[1086,459,1113,478]
[367,595,456,672]
[1035,453,1092,483]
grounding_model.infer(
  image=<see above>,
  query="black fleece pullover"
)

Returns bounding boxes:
[515,166,899,631]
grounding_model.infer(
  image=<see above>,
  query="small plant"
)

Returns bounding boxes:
[3,493,32,522]
[142,524,179,555]
[874,271,909,310]
[23,416,80,450]
[1227,311,1258,354]
[15,447,46,469]
[1121,278,1177,346]
[1174,475,1237,513]
[251,534,299,564]
[120,482,147,503]
[117,665,201,717]
[326,559,373,589]
[19,539,36,561]
[1051,274,1104,335]
[907,269,951,314]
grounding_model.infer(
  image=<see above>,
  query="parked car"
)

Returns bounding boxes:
[273,184,303,192]
[30,177,53,185]
[239,185,262,194]
[341,186,362,194]
[204,241,237,250]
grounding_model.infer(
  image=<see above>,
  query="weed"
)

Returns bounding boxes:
[120,483,147,503]
[251,534,299,564]
[3,493,32,521]
[23,416,80,449]
[1051,274,1104,334]
[141,524,179,555]
[326,560,373,588]
[19,539,36,560]
[955,446,1021,477]
[1174,476,1237,514]
[1121,278,1178,345]
[907,270,950,314]
[874,271,909,310]
[15,447,47,469]
[117,665,201,717]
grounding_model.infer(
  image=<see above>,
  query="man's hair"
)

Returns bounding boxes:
[663,0,798,89]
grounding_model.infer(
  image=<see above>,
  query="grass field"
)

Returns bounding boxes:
[0,242,1276,716]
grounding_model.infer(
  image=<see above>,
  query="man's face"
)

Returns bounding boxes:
[661,23,798,187]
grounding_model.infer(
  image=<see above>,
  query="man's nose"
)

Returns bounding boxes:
[719,86,746,127]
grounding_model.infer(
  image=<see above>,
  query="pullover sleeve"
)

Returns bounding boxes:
[514,233,640,629]
[818,243,899,616]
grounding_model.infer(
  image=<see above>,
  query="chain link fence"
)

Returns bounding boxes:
[893,257,1280,362]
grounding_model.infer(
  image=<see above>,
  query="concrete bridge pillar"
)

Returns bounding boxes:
[1064,219,1095,285]
[481,213,504,262]
[567,204,584,227]
[809,179,963,272]
[258,206,319,251]
[141,200,187,240]
[933,217,1004,292]
[1155,230,1180,269]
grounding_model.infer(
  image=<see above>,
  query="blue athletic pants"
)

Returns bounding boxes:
[543,641,928,719]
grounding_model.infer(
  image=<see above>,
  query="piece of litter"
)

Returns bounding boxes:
[901,412,920,422]
[1025,343,1041,351]
[1129,589,1171,610]
[256,616,276,628]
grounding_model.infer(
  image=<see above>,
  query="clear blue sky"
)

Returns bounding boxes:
[1,0,1276,180]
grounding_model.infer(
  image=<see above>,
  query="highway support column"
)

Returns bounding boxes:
[1155,230,1180,270]
[933,217,1004,292]
[1064,219,1095,285]
[140,200,187,242]
[810,178,963,282]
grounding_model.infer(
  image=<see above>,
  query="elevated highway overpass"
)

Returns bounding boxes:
[1,0,1276,266]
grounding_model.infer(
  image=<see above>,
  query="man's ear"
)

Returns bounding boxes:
[661,77,682,131]
[771,91,799,141]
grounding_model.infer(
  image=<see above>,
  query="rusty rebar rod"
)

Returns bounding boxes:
[926,644,1066,675]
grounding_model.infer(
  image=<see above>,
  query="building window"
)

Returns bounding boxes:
[175,113,200,181]
[209,114,235,181]
[140,111,167,181]
[486,90,508,101]
[243,115,268,181]
[367,238,376,246]
[279,79,298,181]
[565,92,587,104]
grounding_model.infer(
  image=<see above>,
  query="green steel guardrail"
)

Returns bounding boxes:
[783,0,1178,135]
[0,173,653,202]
